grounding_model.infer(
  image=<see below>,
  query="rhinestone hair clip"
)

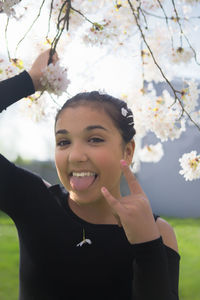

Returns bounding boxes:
[121,107,134,126]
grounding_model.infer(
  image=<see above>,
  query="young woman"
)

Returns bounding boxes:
[0,50,180,300]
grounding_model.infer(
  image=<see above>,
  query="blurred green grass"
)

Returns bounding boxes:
[0,212,200,300]
[165,217,200,300]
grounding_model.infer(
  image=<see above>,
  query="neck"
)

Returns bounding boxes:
[68,196,118,225]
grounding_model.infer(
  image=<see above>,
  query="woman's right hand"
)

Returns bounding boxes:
[28,49,59,91]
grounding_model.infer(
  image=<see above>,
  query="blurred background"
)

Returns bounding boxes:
[0,1,200,300]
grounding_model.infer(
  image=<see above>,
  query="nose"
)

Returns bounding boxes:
[68,142,88,163]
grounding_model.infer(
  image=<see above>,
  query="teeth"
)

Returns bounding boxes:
[72,172,96,177]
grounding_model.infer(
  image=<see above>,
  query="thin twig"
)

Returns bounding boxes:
[49,94,62,108]
[155,0,174,48]
[5,16,11,60]
[139,7,148,29]
[140,41,146,92]
[171,0,200,65]
[141,9,200,21]
[127,0,200,131]
[15,0,46,56]
[48,0,71,64]
[70,6,97,26]
[47,0,54,38]
[156,0,169,25]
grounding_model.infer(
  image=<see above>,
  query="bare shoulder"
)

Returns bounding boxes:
[156,217,179,253]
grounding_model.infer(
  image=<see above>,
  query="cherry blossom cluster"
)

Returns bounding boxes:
[0,57,23,80]
[40,61,70,96]
[170,47,193,65]
[0,0,21,17]
[181,81,200,114]
[82,19,120,46]
[20,93,57,122]
[179,151,200,181]
[131,88,186,142]
[139,143,164,163]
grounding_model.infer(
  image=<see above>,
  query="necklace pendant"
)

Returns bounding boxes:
[76,228,92,247]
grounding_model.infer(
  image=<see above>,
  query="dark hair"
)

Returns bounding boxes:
[55,91,136,144]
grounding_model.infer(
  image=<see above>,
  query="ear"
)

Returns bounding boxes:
[123,140,135,166]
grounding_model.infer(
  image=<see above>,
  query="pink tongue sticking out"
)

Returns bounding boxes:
[70,175,96,191]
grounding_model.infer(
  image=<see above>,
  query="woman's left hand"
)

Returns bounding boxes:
[101,160,160,244]
[28,49,59,91]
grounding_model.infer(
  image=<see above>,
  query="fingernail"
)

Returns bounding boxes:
[101,187,107,193]
[120,160,127,166]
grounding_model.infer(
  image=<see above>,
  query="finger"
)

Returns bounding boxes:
[101,187,122,226]
[120,160,144,195]
[101,187,123,215]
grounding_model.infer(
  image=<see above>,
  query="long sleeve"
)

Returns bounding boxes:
[132,237,180,300]
[0,71,40,215]
[0,71,35,113]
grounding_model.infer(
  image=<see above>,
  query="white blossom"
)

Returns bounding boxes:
[189,110,200,126]
[20,93,57,123]
[141,0,165,10]
[181,80,200,113]
[40,61,70,96]
[82,19,121,46]
[0,0,20,17]
[82,1,137,47]
[180,0,200,4]
[142,51,166,83]
[170,47,193,64]
[132,88,186,142]
[148,91,186,142]
[72,0,107,14]
[179,151,200,181]
[139,143,164,163]
[0,57,22,80]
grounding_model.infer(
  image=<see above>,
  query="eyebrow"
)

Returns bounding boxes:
[55,129,69,135]
[55,125,108,135]
[85,125,108,132]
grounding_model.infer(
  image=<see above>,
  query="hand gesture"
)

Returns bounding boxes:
[28,49,59,91]
[101,160,160,244]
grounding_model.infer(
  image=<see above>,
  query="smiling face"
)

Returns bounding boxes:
[55,104,134,205]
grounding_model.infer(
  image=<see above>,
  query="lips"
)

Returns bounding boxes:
[69,171,98,191]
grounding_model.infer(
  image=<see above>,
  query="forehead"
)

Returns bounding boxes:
[55,104,117,132]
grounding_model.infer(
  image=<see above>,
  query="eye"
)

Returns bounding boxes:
[88,137,104,143]
[57,140,71,147]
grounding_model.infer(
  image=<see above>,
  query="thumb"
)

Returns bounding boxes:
[101,187,122,226]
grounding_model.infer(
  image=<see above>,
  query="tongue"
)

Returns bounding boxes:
[70,175,96,191]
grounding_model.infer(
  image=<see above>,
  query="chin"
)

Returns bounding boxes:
[69,190,103,206]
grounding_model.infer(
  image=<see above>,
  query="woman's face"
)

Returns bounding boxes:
[55,104,133,205]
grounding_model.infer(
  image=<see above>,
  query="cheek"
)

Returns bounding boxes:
[94,148,122,174]
[54,150,66,174]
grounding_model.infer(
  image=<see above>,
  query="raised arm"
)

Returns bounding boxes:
[0,49,58,113]
[0,50,59,213]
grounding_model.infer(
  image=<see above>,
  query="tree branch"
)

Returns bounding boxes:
[127,0,200,131]
[15,0,46,56]
[5,17,11,60]
[171,0,200,65]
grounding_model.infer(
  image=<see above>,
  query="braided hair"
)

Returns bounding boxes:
[55,91,136,144]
